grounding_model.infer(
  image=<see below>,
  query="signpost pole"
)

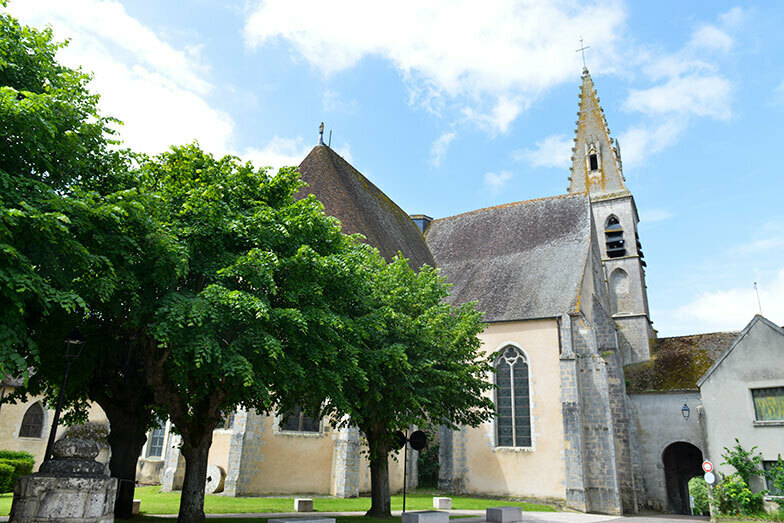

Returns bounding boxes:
[402,430,408,514]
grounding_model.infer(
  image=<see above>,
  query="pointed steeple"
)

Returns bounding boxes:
[568,69,627,198]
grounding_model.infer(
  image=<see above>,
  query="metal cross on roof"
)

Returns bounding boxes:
[576,37,590,69]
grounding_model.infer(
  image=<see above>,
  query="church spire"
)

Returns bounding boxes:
[567,69,626,197]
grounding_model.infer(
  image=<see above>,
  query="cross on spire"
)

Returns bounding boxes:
[576,36,590,70]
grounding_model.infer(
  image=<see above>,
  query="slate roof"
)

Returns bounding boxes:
[425,193,592,322]
[624,331,739,393]
[297,145,435,269]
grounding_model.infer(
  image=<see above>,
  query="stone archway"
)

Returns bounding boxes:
[662,441,703,514]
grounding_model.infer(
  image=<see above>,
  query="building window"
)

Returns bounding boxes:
[495,345,531,448]
[146,425,166,458]
[752,387,784,421]
[605,216,625,258]
[763,461,783,496]
[280,406,320,433]
[589,153,598,171]
[19,402,44,438]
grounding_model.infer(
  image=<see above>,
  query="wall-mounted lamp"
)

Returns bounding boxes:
[681,402,691,421]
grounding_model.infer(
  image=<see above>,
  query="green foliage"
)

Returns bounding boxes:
[767,456,784,509]
[0,450,33,461]
[714,474,766,516]
[0,6,130,379]
[689,476,710,516]
[0,450,34,493]
[722,439,765,488]
[0,463,13,493]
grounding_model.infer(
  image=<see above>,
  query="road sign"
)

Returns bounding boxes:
[704,471,716,485]
[702,460,713,473]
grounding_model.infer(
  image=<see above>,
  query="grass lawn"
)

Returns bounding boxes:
[0,487,556,517]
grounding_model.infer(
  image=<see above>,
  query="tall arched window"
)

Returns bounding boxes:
[495,346,531,447]
[605,216,625,258]
[19,402,44,438]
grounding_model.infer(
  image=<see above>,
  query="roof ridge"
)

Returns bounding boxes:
[658,331,740,340]
[431,192,585,224]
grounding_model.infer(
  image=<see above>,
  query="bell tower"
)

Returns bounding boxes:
[568,68,655,363]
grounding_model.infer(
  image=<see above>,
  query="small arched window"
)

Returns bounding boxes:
[605,216,625,258]
[495,346,531,447]
[19,402,44,438]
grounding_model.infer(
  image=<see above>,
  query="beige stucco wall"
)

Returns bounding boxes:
[208,429,232,473]
[245,415,336,494]
[700,318,784,489]
[456,318,565,499]
[0,389,109,470]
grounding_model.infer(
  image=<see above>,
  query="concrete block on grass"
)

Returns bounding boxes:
[433,497,452,510]
[132,499,141,515]
[295,498,314,512]
[402,510,449,523]
[486,506,523,523]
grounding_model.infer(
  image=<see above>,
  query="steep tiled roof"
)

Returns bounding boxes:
[425,193,592,322]
[297,145,435,269]
[624,331,739,393]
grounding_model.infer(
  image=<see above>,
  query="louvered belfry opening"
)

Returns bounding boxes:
[605,216,626,258]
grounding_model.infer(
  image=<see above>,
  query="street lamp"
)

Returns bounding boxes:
[681,401,691,421]
[43,328,85,462]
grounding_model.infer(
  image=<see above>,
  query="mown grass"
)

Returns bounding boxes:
[0,486,557,517]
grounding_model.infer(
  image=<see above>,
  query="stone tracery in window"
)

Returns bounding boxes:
[495,346,531,448]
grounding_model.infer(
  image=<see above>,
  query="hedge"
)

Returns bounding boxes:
[0,450,35,493]
[0,462,15,493]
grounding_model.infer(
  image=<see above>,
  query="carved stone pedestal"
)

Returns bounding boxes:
[9,438,117,522]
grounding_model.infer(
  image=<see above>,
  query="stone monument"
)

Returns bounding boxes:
[9,437,117,522]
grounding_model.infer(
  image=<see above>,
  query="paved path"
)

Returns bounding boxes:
[0,509,710,521]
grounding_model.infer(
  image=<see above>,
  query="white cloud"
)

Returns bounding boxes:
[624,74,731,120]
[618,118,686,167]
[689,25,733,52]
[9,0,234,155]
[639,208,672,223]
[244,0,627,132]
[243,136,311,172]
[484,170,513,195]
[513,134,571,169]
[322,90,358,113]
[673,268,784,333]
[430,132,456,167]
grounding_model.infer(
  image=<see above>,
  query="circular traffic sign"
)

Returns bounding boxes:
[702,460,713,473]
[704,471,716,485]
[409,430,428,451]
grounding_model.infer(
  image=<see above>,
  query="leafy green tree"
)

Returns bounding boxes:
[0,7,161,517]
[0,3,126,377]
[324,255,495,518]
[136,145,368,522]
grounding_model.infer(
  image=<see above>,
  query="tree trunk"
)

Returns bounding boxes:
[178,432,214,523]
[366,430,392,518]
[106,411,149,519]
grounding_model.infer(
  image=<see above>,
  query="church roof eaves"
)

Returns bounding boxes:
[297,145,436,269]
[425,193,590,322]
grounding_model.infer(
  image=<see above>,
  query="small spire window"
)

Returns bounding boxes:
[589,153,598,171]
[605,216,625,258]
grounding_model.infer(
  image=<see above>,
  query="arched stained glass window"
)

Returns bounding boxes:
[19,402,44,438]
[495,346,531,447]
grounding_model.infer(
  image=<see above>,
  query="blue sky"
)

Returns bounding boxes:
[8,0,784,337]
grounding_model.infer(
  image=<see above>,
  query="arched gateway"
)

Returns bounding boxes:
[662,442,703,514]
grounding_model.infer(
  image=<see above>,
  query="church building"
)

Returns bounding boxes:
[2,68,781,516]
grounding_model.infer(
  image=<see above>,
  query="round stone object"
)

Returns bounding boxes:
[52,437,100,460]
[205,465,225,494]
